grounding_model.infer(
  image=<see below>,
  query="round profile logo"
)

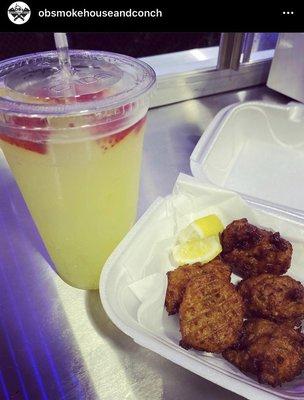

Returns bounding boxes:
[8,2,31,24]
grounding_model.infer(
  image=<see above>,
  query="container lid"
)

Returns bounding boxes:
[190,101,304,217]
[0,50,156,116]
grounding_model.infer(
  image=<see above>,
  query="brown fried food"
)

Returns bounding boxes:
[165,258,231,315]
[179,274,244,353]
[238,274,304,326]
[223,319,304,387]
[221,218,292,278]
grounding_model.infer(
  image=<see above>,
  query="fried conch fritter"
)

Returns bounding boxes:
[223,319,304,387]
[165,258,231,315]
[179,274,244,353]
[238,274,304,326]
[221,219,292,278]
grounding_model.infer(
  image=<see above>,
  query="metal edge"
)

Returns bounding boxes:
[150,61,271,108]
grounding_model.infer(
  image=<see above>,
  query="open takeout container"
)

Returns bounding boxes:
[100,101,304,400]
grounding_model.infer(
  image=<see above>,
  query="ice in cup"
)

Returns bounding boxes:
[0,51,156,289]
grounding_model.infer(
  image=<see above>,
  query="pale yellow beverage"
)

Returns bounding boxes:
[0,117,146,289]
[0,50,155,289]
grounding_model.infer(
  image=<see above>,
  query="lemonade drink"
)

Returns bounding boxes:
[0,51,155,289]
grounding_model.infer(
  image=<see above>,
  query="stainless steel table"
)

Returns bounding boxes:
[0,86,289,400]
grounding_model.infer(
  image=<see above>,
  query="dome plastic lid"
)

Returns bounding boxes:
[0,50,156,116]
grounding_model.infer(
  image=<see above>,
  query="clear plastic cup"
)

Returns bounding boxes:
[0,50,156,289]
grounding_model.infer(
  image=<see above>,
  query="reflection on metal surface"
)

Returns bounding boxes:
[150,61,272,108]
[0,159,97,399]
[0,86,288,400]
[189,49,211,61]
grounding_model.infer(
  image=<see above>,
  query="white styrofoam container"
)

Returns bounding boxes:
[267,33,304,104]
[100,101,304,400]
[190,101,304,216]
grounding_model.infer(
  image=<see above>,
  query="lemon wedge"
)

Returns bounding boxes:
[178,214,224,243]
[172,235,222,265]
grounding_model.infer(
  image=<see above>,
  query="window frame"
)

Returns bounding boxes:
[141,32,277,107]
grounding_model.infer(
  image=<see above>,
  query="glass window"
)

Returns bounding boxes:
[242,32,279,63]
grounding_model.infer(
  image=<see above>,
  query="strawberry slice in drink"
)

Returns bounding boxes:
[98,115,147,151]
[0,116,49,154]
[0,87,145,154]
[0,88,106,154]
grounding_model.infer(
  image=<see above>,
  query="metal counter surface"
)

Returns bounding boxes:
[0,86,289,400]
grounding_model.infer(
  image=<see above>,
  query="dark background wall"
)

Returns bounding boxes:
[0,32,221,60]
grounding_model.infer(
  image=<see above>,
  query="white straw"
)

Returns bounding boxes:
[54,32,72,72]
[53,32,76,98]
[54,32,69,51]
